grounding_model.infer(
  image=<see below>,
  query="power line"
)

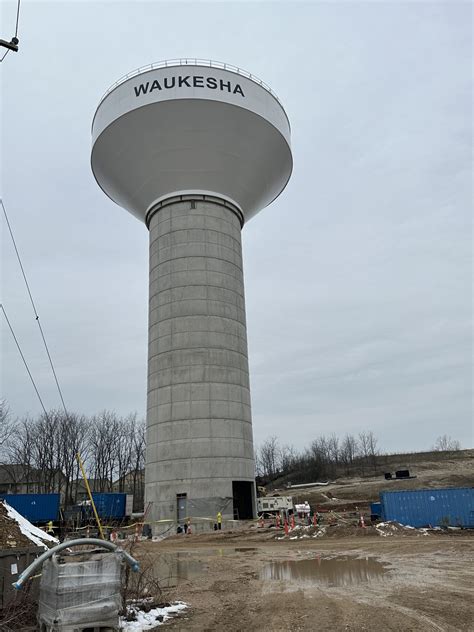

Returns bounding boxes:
[1,198,69,416]
[0,303,50,418]
[15,0,21,37]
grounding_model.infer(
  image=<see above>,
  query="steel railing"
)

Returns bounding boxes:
[97,58,281,107]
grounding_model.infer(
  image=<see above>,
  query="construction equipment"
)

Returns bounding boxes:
[257,496,293,517]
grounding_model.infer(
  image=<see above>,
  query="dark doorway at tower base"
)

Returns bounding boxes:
[232,480,254,520]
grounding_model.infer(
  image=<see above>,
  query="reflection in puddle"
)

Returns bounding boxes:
[155,549,241,587]
[177,556,206,581]
[155,552,207,588]
[155,547,259,587]
[260,556,389,587]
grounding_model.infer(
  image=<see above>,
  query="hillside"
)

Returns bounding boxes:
[271,449,474,510]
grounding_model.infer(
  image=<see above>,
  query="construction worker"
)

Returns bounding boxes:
[217,511,222,530]
[46,520,54,534]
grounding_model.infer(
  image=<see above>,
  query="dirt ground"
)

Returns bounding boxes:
[128,452,474,631]
[134,525,473,632]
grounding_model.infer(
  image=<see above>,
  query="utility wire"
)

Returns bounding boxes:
[1,303,50,418]
[0,49,9,62]
[15,0,21,37]
[1,198,69,416]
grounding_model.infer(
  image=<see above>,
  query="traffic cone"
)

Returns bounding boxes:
[290,514,295,530]
[284,519,289,535]
[276,514,281,528]
[312,514,317,527]
[359,514,366,528]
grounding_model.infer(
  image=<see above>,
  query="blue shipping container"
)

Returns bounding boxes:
[92,493,126,519]
[380,487,474,528]
[0,493,60,523]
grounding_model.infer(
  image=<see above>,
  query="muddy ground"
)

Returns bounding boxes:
[131,454,474,631]
[133,525,473,632]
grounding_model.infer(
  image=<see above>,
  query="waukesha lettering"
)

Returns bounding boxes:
[134,75,245,97]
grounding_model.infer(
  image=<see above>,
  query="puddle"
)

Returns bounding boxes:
[260,556,389,587]
[177,555,206,580]
[154,549,241,587]
[153,552,207,588]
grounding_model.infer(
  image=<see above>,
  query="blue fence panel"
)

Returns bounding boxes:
[380,487,473,528]
[91,493,126,519]
[0,493,60,523]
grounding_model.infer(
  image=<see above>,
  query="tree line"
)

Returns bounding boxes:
[0,401,145,507]
[255,431,462,485]
[1,399,462,502]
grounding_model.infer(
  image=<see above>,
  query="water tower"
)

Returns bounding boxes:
[91,59,292,531]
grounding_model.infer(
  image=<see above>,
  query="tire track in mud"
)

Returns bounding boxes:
[383,603,447,632]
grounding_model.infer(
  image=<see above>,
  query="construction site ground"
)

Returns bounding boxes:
[133,451,473,631]
[136,527,473,632]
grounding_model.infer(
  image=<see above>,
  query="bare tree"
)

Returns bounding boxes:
[432,435,461,451]
[340,434,358,473]
[366,430,379,472]
[257,435,281,479]
[88,410,121,490]
[357,431,379,474]
[58,412,90,504]
[5,417,36,492]
[130,418,146,511]
[328,433,340,466]
[0,400,15,458]
[357,431,371,474]
[31,412,64,493]
[310,436,330,464]
[115,414,137,491]
[280,444,297,475]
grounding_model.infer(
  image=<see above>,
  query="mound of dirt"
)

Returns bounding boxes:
[0,501,58,549]
[0,503,35,548]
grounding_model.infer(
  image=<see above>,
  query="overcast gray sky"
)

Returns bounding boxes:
[1,1,472,453]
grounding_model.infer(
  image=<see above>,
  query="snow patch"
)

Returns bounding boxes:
[375,527,391,537]
[313,527,327,538]
[120,602,187,630]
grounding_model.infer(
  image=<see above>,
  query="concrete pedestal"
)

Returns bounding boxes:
[145,196,256,531]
